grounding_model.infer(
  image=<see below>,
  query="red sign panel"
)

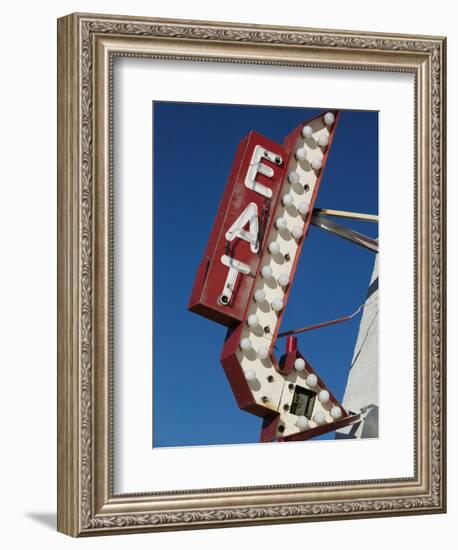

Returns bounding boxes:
[188,131,288,326]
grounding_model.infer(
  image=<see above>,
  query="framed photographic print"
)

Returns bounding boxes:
[57,13,446,536]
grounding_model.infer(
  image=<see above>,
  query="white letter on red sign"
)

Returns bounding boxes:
[244,145,282,199]
[225,202,259,253]
[219,255,251,306]
[220,202,260,306]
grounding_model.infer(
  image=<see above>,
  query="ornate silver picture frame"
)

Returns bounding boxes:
[57,12,446,536]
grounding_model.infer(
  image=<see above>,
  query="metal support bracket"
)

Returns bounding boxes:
[311,212,378,253]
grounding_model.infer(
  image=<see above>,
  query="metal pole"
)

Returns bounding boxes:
[311,213,379,253]
[313,208,378,222]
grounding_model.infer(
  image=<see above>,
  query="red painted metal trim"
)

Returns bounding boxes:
[220,323,277,417]
[267,111,341,347]
[276,350,296,376]
[276,336,298,375]
[260,414,281,442]
[279,312,355,338]
[286,335,297,353]
[219,325,254,411]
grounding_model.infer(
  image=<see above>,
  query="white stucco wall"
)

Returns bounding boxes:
[337,254,379,438]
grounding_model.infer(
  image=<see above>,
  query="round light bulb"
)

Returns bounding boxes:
[313,411,326,425]
[275,217,287,230]
[324,112,335,125]
[295,147,307,161]
[268,241,280,255]
[288,171,300,184]
[302,125,313,139]
[278,273,290,287]
[282,193,294,207]
[240,338,252,351]
[254,289,266,302]
[330,406,342,420]
[311,157,322,170]
[294,358,306,371]
[244,368,256,382]
[298,200,310,216]
[261,266,273,279]
[317,134,329,147]
[257,345,269,360]
[306,373,318,387]
[291,224,303,239]
[247,314,259,328]
[271,298,284,312]
[296,416,309,431]
[319,390,330,403]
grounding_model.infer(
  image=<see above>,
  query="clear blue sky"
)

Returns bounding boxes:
[153,101,378,447]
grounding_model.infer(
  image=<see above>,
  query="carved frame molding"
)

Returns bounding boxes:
[57,13,446,536]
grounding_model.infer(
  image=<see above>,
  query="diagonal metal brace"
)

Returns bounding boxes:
[311,213,379,253]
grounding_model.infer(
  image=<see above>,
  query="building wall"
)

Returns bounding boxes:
[337,254,379,438]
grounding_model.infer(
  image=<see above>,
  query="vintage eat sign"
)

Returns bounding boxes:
[188,130,287,326]
[189,111,361,442]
